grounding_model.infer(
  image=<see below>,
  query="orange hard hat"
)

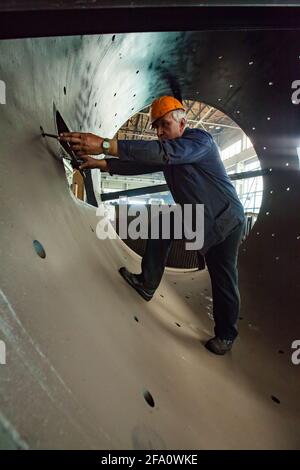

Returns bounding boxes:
[150,96,185,126]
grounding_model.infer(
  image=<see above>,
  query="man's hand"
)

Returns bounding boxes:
[59,132,103,156]
[78,156,108,172]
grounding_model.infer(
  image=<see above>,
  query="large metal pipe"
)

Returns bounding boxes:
[0,2,299,450]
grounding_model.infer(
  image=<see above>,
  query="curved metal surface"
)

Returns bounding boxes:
[0,24,300,449]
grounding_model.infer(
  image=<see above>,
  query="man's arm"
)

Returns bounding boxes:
[65,154,162,175]
[59,129,212,166]
[105,158,163,176]
[117,130,212,165]
[58,132,166,171]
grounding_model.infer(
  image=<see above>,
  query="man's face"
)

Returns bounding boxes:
[152,111,185,140]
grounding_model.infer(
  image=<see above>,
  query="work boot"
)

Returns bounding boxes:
[119,267,155,301]
[205,336,234,355]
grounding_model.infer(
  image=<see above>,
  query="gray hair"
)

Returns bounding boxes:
[172,109,187,127]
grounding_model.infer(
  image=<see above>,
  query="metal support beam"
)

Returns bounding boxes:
[101,183,169,201]
[101,169,268,201]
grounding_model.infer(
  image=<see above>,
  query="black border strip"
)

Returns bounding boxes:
[1,6,300,40]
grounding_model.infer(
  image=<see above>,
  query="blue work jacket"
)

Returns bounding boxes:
[107,127,245,254]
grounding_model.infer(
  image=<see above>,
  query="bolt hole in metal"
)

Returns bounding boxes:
[143,390,155,408]
[271,395,280,404]
[33,240,46,259]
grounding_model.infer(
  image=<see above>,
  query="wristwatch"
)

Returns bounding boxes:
[102,138,111,155]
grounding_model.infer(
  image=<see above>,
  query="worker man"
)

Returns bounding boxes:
[59,96,245,355]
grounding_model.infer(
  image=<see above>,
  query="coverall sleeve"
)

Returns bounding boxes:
[106,157,163,176]
[117,130,212,165]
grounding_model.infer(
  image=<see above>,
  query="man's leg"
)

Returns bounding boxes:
[141,237,173,290]
[141,210,177,290]
[205,221,245,343]
[120,212,174,299]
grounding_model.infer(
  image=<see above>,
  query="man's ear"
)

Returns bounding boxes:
[180,118,186,132]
